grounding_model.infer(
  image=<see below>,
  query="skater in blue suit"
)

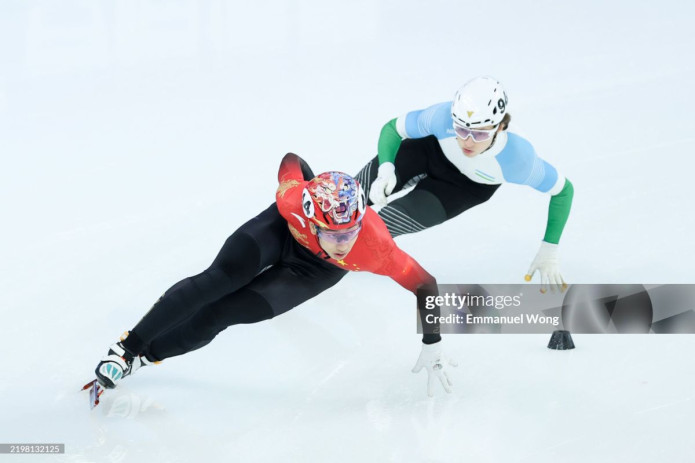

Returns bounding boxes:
[355,76,574,293]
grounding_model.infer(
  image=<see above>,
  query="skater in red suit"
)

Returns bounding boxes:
[94,153,456,397]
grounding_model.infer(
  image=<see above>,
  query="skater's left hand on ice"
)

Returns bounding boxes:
[412,341,457,397]
[525,241,567,293]
[369,162,397,208]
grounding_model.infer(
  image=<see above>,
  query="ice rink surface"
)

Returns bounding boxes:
[1,1,694,461]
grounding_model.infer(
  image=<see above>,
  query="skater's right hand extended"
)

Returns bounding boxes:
[411,341,457,397]
[368,162,397,208]
[525,241,567,294]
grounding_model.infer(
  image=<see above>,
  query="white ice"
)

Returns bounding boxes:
[1,1,694,462]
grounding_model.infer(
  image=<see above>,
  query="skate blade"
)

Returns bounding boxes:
[81,379,105,409]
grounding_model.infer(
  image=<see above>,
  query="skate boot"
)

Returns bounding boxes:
[95,332,158,388]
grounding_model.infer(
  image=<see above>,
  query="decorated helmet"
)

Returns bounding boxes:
[302,172,366,230]
[451,76,508,128]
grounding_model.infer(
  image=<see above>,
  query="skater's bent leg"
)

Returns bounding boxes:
[378,190,447,237]
[123,204,287,354]
[146,254,348,361]
[146,288,274,360]
[378,177,501,238]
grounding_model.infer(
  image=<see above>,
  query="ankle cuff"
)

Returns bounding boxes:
[121,331,146,356]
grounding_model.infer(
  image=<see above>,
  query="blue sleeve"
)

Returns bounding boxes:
[403,101,455,140]
[497,133,559,193]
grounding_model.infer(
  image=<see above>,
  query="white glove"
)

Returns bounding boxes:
[368,162,397,208]
[411,341,457,397]
[525,241,567,293]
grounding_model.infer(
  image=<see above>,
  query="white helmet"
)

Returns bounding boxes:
[451,76,508,128]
